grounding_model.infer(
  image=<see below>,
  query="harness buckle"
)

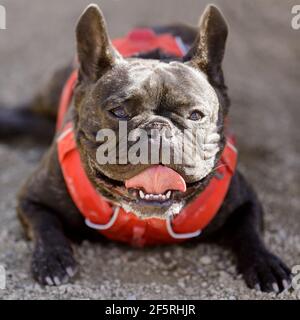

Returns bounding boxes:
[85,206,120,230]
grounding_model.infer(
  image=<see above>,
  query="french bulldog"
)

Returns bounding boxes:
[0,4,291,292]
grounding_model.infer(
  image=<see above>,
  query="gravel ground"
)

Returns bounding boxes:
[0,0,299,300]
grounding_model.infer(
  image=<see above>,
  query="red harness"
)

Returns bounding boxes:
[56,29,238,247]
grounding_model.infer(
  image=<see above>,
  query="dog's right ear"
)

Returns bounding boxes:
[76,4,122,82]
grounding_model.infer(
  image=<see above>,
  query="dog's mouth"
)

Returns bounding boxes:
[124,165,186,207]
[93,163,209,217]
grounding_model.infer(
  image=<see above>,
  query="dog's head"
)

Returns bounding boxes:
[73,4,229,219]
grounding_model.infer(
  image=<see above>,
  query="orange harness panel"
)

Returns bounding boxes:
[56,29,238,247]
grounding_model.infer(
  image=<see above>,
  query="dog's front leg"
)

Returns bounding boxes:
[18,198,78,286]
[220,198,291,293]
[16,146,81,286]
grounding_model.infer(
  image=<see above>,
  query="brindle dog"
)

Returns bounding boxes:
[0,4,291,292]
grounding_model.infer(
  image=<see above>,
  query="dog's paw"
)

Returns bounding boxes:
[31,241,78,286]
[239,250,291,293]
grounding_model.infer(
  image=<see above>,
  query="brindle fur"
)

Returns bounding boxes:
[0,4,291,291]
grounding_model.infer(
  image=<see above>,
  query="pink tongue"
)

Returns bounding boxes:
[125,165,186,194]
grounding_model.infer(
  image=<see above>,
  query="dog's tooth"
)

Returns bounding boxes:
[161,195,166,200]
[166,191,171,198]
[139,190,145,199]
[145,194,150,200]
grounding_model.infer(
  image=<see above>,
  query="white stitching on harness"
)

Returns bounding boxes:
[85,206,120,230]
[166,214,202,239]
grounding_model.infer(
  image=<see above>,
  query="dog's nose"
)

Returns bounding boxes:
[147,120,171,130]
[147,124,173,140]
[146,119,173,138]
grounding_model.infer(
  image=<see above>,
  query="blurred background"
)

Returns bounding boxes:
[0,0,299,299]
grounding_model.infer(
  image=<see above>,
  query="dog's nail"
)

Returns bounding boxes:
[254,283,261,291]
[45,276,54,286]
[272,282,280,293]
[282,279,291,291]
[61,275,69,284]
[53,276,61,286]
[66,266,76,277]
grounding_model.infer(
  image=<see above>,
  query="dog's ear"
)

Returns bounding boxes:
[76,4,122,82]
[185,5,228,87]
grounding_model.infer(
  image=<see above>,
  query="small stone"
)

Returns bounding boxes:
[219,270,229,279]
[177,279,185,288]
[144,269,151,276]
[200,256,212,265]
[185,287,194,296]
[164,251,172,259]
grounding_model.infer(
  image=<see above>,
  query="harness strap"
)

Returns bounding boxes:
[112,28,187,57]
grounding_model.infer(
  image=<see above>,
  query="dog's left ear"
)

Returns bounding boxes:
[185,5,228,87]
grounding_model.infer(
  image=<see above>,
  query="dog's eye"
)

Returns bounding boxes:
[110,106,129,119]
[189,110,204,121]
